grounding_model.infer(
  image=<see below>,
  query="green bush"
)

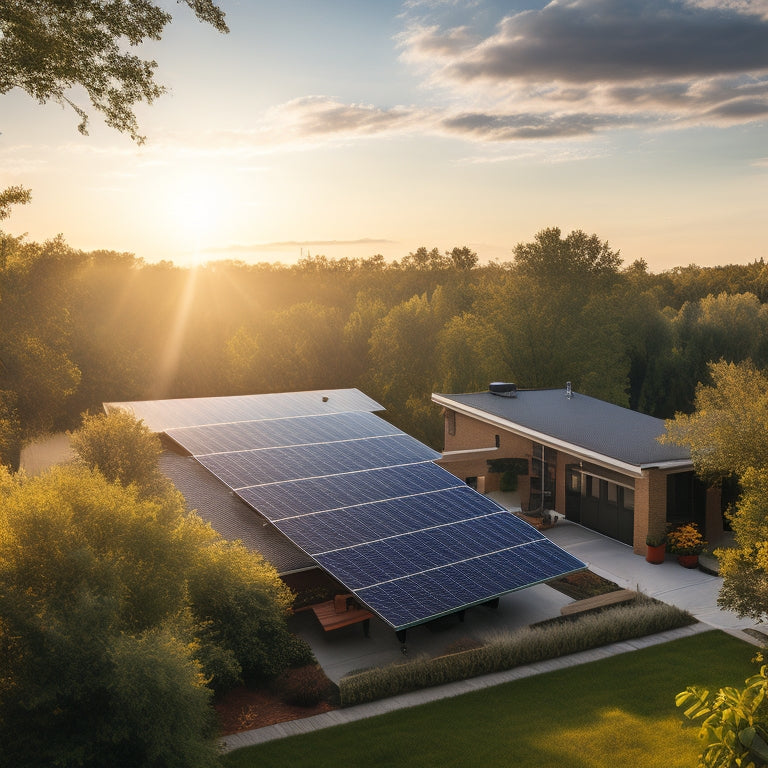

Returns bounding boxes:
[338,598,694,707]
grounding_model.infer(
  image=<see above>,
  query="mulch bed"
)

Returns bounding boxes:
[215,685,338,735]
[547,570,620,600]
[215,664,339,735]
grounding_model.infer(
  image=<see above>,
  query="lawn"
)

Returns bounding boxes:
[221,630,758,768]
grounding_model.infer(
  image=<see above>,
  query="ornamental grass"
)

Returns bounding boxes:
[338,597,694,707]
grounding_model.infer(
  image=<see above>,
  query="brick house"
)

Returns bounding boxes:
[432,383,724,554]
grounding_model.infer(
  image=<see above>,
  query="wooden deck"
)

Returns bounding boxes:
[560,589,638,616]
[309,596,374,636]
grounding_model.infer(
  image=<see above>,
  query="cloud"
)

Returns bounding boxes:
[440,110,637,140]
[440,1,768,84]
[399,0,768,132]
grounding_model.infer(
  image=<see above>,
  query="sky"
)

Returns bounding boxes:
[2,0,768,271]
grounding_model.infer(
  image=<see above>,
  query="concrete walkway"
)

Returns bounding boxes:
[220,518,764,754]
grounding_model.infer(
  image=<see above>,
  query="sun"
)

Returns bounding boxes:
[167,176,227,243]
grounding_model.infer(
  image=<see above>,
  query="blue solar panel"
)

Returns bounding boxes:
[355,540,586,629]
[312,511,545,589]
[273,486,508,552]
[237,462,465,520]
[196,434,440,488]
[166,411,401,455]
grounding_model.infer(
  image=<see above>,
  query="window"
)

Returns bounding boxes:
[495,434,500,448]
[446,409,456,436]
[623,487,635,510]
[589,477,600,499]
[607,483,617,503]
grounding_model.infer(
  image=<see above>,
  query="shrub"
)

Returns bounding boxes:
[338,598,694,707]
[275,665,334,707]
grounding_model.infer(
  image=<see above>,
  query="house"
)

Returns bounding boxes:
[432,383,724,554]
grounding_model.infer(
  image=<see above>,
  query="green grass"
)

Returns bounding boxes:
[221,630,758,768]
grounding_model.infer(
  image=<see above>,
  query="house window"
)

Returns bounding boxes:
[589,476,600,499]
[607,483,617,504]
[623,487,635,510]
[495,434,500,448]
[446,409,456,436]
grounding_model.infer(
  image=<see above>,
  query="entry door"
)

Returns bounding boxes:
[565,466,581,522]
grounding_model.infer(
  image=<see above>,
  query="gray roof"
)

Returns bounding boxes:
[433,388,691,472]
[159,451,315,575]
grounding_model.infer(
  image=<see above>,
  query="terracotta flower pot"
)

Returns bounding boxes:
[677,554,699,569]
[646,544,666,564]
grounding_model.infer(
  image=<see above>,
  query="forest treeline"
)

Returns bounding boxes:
[1,227,767,466]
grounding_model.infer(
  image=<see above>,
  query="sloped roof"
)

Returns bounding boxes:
[159,451,315,575]
[433,387,691,474]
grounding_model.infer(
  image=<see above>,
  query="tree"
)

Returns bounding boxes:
[0,185,30,223]
[662,361,768,620]
[0,0,228,142]
[662,360,768,483]
[69,408,170,498]
[0,466,219,767]
[366,290,448,444]
[512,227,622,285]
[0,458,310,765]
[446,246,479,270]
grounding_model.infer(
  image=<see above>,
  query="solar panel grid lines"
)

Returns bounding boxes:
[308,508,520,558]
[355,541,586,629]
[165,410,404,456]
[195,434,439,489]
[311,512,547,590]
[262,476,492,520]
[235,461,464,519]
[263,486,509,551]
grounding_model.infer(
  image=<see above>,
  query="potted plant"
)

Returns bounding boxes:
[666,523,706,568]
[645,531,667,564]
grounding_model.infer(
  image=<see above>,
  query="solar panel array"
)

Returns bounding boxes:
[110,390,586,631]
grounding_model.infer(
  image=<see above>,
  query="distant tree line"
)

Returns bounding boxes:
[1,226,767,466]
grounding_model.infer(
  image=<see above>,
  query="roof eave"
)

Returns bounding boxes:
[433,394,691,478]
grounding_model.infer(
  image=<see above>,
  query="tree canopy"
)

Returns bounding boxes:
[1,229,766,462]
[663,361,768,621]
[0,0,228,142]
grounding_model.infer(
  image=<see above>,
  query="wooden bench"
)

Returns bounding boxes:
[309,595,374,636]
[560,589,638,616]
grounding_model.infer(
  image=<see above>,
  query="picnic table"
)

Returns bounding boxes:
[309,594,373,636]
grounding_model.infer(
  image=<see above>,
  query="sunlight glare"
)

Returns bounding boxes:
[164,172,229,248]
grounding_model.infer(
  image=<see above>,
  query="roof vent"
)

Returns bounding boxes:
[566,381,572,399]
[489,382,517,397]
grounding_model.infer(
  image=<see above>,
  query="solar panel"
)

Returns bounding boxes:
[354,541,586,629]
[166,411,401,455]
[195,434,440,489]
[273,486,507,552]
[237,462,465,521]
[312,510,545,588]
[107,389,587,632]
